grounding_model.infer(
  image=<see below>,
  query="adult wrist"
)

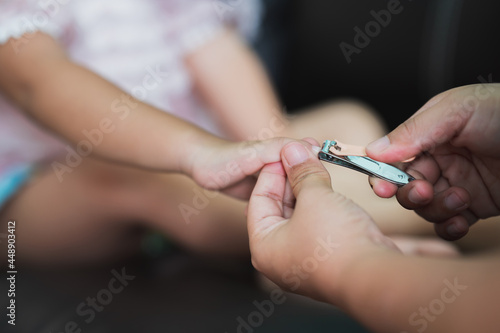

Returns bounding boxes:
[315,243,400,309]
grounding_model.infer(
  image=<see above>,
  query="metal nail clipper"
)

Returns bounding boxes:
[317,140,415,186]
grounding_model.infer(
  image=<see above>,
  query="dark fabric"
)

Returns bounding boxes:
[1,253,369,333]
[259,0,500,130]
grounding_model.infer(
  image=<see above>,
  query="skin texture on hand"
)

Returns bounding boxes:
[366,84,500,240]
[188,136,296,200]
[247,140,400,301]
[247,141,500,333]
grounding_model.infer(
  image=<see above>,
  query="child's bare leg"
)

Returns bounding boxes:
[0,158,248,267]
[288,100,387,146]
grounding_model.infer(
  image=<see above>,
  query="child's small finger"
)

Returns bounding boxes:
[221,176,257,200]
[369,177,398,198]
[283,179,296,219]
[301,137,320,148]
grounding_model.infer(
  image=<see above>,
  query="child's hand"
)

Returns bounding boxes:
[247,141,400,302]
[185,136,295,200]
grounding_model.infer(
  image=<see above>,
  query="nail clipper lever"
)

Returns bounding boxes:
[317,140,415,187]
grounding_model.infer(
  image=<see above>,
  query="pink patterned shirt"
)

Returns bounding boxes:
[0,0,261,177]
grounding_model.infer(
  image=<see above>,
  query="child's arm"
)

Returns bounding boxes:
[0,32,291,197]
[247,141,500,333]
[185,29,289,141]
[0,33,199,172]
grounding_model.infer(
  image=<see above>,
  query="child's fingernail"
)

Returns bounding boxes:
[445,192,467,211]
[284,143,310,167]
[366,136,390,154]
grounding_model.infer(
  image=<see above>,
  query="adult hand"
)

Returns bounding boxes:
[366,84,500,240]
[247,140,399,300]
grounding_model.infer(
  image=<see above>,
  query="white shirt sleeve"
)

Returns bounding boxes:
[0,0,72,45]
[176,0,263,54]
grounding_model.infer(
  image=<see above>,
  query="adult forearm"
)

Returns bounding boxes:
[330,249,500,333]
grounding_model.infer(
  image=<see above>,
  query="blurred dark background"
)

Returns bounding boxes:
[256,0,500,130]
[3,1,500,332]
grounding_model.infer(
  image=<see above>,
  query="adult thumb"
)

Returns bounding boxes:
[366,96,468,163]
[281,142,332,198]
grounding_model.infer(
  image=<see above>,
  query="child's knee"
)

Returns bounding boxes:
[288,99,386,143]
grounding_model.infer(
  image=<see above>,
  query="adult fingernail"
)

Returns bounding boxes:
[445,192,467,211]
[284,143,310,167]
[408,187,425,204]
[446,222,467,239]
[366,136,390,154]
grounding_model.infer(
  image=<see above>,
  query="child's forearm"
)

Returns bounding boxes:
[186,29,288,141]
[327,248,500,333]
[27,59,214,173]
[0,32,217,174]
